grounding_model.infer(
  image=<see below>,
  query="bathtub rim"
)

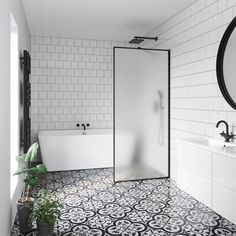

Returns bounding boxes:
[38,128,113,137]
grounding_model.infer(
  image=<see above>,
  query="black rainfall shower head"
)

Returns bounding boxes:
[128,36,158,44]
[129,38,145,44]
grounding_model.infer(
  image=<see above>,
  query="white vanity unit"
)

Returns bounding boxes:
[177,138,236,224]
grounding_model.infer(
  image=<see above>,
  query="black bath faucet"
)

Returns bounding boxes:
[81,123,90,131]
[216,120,235,142]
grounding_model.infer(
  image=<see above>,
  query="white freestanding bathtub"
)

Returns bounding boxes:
[39,129,113,171]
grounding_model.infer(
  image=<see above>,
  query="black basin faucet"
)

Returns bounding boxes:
[216,120,235,142]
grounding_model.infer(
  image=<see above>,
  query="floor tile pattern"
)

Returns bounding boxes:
[11,168,236,235]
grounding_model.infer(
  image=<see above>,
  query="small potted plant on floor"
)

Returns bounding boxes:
[31,190,63,236]
[14,142,47,234]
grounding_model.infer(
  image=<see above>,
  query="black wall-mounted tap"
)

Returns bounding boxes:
[216,120,235,142]
[81,123,90,131]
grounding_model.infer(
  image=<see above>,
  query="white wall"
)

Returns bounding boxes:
[0,1,11,234]
[0,0,30,234]
[143,0,236,181]
[30,36,126,141]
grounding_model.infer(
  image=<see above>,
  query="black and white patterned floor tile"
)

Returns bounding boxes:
[11,168,236,236]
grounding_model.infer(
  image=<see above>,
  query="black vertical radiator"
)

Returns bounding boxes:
[20,50,31,153]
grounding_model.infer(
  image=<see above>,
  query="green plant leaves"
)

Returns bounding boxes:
[25,176,39,187]
[15,155,26,163]
[25,142,39,162]
[31,190,63,225]
[31,164,47,174]
[14,164,47,177]
[15,142,39,163]
[14,167,29,176]
[13,142,48,198]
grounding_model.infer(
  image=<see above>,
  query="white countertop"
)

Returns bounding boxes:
[177,138,236,159]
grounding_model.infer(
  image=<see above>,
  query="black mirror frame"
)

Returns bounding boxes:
[217,16,236,110]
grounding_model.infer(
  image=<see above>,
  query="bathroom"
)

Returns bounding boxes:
[1,0,236,235]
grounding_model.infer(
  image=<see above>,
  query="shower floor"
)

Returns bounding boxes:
[11,168,236,235]
[115,165,166,181]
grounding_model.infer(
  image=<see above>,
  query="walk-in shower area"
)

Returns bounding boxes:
[114,47,170,182]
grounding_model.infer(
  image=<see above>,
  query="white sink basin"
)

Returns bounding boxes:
[190,138,236,148]
[181,138,236,149]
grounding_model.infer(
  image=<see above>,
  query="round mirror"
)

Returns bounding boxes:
[217,17,236,110]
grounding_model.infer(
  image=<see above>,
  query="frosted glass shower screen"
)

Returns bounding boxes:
[114,47,169,182]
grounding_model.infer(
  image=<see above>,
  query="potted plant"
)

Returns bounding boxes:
[31,190,63,236]
[14,142,47,234]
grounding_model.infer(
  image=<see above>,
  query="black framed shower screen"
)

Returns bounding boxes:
[113,47,170,182]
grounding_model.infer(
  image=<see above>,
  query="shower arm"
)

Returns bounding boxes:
[134,36,158,41]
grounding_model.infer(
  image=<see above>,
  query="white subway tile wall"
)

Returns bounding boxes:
[143,0,236,180]
[30,36,126,141]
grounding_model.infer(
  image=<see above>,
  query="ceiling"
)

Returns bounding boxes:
[22,0,195,42]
